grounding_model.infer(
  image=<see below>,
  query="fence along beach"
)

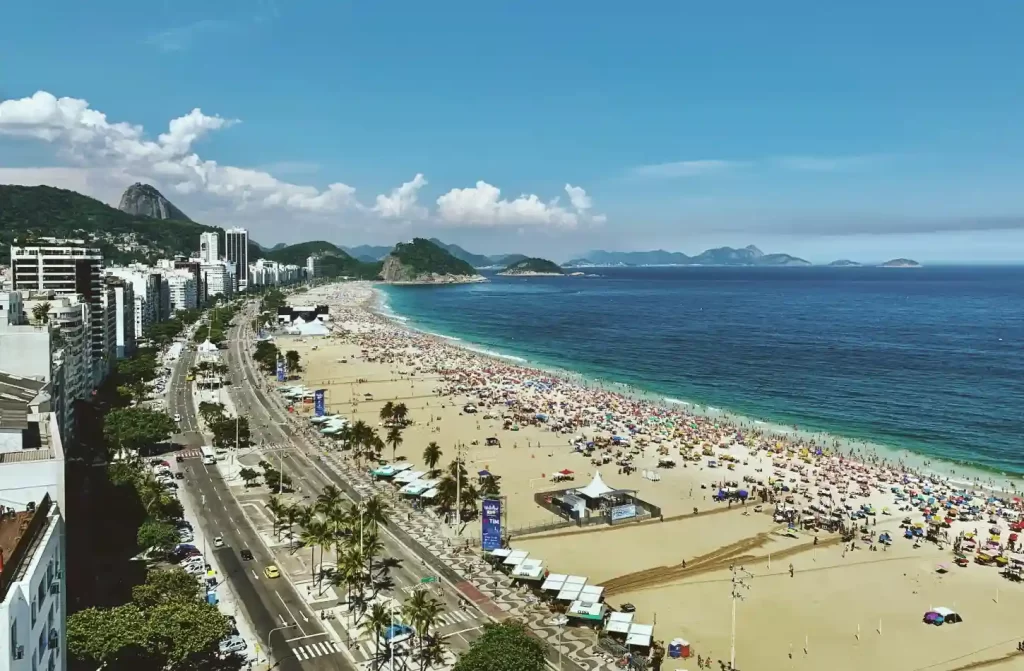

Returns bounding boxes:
[278,281,1024,671]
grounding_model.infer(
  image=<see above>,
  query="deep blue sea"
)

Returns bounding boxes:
[382,267,1024,476]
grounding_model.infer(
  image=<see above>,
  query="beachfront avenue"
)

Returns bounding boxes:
[184,296,606,671]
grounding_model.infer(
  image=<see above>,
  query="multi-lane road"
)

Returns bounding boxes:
[169,343,351,671]
[168,308,494,671]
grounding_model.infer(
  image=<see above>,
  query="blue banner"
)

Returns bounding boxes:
[611,504,637,522]
[276,359,285,382]
[314,389,326,416]
[481,498,502,551]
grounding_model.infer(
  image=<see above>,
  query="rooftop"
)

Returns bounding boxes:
[0,372,46,431]
[0,495,54,600]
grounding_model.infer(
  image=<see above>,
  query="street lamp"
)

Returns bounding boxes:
[550,615,569,671]
[264,622,296,666]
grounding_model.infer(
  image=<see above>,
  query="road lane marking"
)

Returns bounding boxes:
[275,591,306,635]
[251,570,259,580]
[285,633,327,643]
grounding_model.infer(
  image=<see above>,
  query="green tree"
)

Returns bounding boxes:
[385,426,404,463]
[285,349,302,372]
[479,475,501,499]
[423,441,442,475]
[403,589,444,670]
[300,518,332,590]
[359,602,392,668]
[210,415,252,450]
[379,401,395,424]
[104,407,176,458]
[136,520,179,554]
[267,495,286,537]
[452,621,546,671]
[392,402,409,426]
[197,401,226,426]
[131,568,202,608]
[31,301,51,324]
[239,467,259,487]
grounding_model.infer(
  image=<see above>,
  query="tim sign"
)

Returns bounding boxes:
[314,389,326,416]
[481,498,502,551]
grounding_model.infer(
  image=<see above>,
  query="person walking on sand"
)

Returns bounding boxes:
[789,563,795,578]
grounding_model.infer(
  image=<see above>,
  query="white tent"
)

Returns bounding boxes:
[198,339,219,353]
[296,320,329,336]
[578,471,615,499]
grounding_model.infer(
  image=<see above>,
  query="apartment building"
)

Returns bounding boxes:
[200,260,234,301]
[224,228,249,291]
[199,232,219,264]
[9,240,108,387]
[105,266,166,341]
[165,271,197,313]
[0,372,67,671]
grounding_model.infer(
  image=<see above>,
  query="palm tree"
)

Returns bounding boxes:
[363,495,390,531]
[379,401,395,424]
[316,485,344,518]
[392,402,409,426]
[434,475,457,514]
[284,504,303,545]
[403,590,444,671]
[479,474,501,498]
[31,301,51,324]
[386,426,404,463]
[267,495,287,537]
[360,602,392,670]
[300,519,330,587]
[415,634,450,671]
[349,420,372,462]
[362,532,386,594]
[423,442,442,475]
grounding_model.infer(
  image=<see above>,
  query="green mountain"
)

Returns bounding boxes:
[500,257,564,275]
[341,244,394,262]
[427,238,492,267]
[0,184,218,265]
[380,238,479,282]
[264,240,381,279]
[576,245,810,267]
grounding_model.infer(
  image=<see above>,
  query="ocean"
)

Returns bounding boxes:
[381,266,1024,477]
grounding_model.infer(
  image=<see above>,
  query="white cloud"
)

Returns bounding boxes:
[373,173,428,220]
[0,90,603,228]
[437,181,602,228]
[630,159,739,179]
[565,184,592,211]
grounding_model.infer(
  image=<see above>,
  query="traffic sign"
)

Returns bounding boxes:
[420,576,437,584]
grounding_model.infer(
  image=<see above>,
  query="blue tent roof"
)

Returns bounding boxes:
[384,624,413,641]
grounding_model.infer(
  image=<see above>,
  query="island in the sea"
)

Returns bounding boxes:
[378,238,486,284]
[497,257,565,276]
[828,259,862,267]
[879,258,921,268]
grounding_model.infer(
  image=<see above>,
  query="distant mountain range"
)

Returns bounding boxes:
[565,245,810,267]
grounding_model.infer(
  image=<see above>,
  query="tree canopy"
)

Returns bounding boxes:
[104,407,176,456]
[452,621,547,671]
[389,238,477,276]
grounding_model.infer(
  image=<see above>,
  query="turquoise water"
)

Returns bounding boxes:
[381,266,1024,476]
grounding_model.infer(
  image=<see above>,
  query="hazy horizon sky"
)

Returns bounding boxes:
[2,1,1024,263]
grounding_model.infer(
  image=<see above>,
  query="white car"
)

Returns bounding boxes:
[219,636,246,655]
[174,413,182,423]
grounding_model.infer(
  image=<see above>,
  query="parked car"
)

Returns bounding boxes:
[175,472,184,480]
[175,455,185,463]
[219,636,246,655]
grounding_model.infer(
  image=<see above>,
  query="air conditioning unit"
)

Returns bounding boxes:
[13,645,24,660]
[49,581,60,596]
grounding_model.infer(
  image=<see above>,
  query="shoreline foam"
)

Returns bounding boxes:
[376,283,1024,492]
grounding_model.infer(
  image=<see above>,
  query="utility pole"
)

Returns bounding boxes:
[279,448,284,495]
[730,565,752,671]
[454,442,462,532]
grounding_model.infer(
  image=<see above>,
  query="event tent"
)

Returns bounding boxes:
[604,612,634,634]
[578,471,615,499]
[503,550,530,567]
[625,623,654,647]
[512,558,545,580]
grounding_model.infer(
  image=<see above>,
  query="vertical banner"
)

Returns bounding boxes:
[481,498,502,551]
[314,389,326,416]
[276,359,285,382]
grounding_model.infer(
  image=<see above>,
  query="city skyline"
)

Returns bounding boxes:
[2,1,1024,262]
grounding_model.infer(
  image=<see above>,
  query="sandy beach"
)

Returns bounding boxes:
[273,281,1024,671]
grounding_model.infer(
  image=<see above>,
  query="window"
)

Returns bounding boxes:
[31,598,37,627]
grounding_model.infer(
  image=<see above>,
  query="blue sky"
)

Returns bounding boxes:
[2,1,1024,262]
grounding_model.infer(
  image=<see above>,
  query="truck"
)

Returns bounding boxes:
[200,445,217,465]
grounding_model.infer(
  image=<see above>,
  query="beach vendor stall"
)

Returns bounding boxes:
[511,558,546,583]
[923,607,963,625]
[568,599,607,627]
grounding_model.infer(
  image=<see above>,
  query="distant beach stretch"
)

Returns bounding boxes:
[274,280,1024,671]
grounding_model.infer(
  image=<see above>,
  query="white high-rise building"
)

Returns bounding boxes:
[200,261,234,300]
[306,255,322,279]
[10,240,107,386]
[224,228,249,291]
[0,372,67,671]
[165,271,198,313]
[105,266,165,341]
[103,277,136,359]
[199,232,219,263]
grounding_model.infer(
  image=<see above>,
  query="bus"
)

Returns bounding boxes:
[200,445,217,465]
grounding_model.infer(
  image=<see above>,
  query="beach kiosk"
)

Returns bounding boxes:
[512,558,546,583]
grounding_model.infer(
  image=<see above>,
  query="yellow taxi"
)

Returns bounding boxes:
[264,565,280,579]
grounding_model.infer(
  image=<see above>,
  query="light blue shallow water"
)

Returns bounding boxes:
[382,266,1024,475]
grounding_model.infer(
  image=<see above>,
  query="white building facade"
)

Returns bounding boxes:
[199,232,219,264]
[0,372,66,671]
[200,261,234,300]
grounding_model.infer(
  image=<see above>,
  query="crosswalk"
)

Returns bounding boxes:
[178,448,202,459]
[349,610,474,662]
[292,640,342,661]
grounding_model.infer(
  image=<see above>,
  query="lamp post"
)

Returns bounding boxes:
[551,615,569,671]
[265,622,296,666]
